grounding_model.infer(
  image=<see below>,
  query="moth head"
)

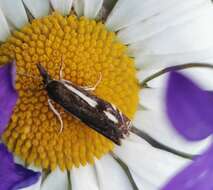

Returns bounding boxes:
[36,63,52,85]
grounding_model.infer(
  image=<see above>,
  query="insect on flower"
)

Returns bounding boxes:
[36,62,213,147]
[36,63,132,145]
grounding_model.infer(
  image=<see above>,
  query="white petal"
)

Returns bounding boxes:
[181,67,213,90]
[19,166,42,190]
[137,65,171,91]
[14,155,25,166]
[134,47,213,69]
[71,165,99,190]
[95,154,133,190]
[0,7,10,41]
[84,0,103,19]
[114,138,190,189]
[27,165,42,172]
[106,0,181,31]
[130,169,157,190]
[19,177,42,190]
[0,0,28,28]
[138,61,213,89]
[129,5,213,55]
[118,0,211,43]
[73,0,84,16]
[41,168,68,190]
[137,68,213,154]
[134,46,213,86]
[23,0,50,18]
[133,108,212,155]
[50,0,73,15]
[73,0,103,18]
[139,88,163,110]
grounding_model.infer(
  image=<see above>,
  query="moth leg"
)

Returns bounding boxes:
[59,57,74,85]
[59,55,65,80]
[82,72,102,91]
[61,73,102,91]
[59,55,102,91]
[48,99,64,133]
[59,56,101,91]
[61,79,73,85]
[59,62,63,80]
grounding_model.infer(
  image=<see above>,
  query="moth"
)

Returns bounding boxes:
[37,63,131,145]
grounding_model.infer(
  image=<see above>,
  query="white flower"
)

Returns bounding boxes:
[0,0,213,190]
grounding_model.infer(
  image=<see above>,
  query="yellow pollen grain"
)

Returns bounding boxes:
[0,12,139,171]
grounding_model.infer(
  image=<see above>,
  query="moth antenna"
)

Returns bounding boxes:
[48,99,64,133]
[130,126,194,159]
[110,152,139,190]
[140,63,213,87]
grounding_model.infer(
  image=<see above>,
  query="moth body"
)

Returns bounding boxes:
[37,63,131,145]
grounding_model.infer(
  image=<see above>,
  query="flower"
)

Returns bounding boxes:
[162,71,213,190]
[0,0,213,189]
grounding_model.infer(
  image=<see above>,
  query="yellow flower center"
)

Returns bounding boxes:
[0,12,139,171]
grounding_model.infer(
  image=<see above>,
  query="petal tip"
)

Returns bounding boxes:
[166,71,213,141]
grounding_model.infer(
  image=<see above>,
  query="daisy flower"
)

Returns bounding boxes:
[162,71,213,190]
[0,0,212,189]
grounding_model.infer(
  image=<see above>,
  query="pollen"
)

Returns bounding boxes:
[0,12,139,171]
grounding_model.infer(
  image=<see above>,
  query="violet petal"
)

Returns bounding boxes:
[162,143,213,190]
[0,61,18,135]
[0,144,41,190]
[166,71,213,141]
